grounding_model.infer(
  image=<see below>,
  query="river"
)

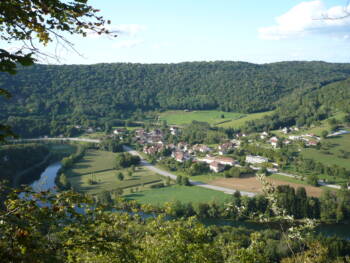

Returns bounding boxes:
[29,162,61,192]
[30,162,350,240]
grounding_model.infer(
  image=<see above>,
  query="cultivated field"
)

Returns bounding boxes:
[216,111,274,128]
[209,175,327,197]
[159,110,243,126]
[301,133,350,170]
[124,184,230,205]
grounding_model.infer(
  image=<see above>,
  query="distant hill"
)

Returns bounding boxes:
[1,61,350,136]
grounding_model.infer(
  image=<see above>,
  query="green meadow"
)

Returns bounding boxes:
[217,111,275,128]
[66,150,162,195]
[301,133,350,170]
[124,184,230,205]
[159,110,243,126]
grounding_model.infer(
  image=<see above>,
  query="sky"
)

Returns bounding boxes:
[10,0,350,64]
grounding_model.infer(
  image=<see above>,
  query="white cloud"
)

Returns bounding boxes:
[259,1,350,40]
[114,39,144,48]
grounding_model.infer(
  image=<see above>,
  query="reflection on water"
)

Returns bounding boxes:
[30,162,61,192]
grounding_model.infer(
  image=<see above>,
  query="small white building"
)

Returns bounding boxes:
[198,156,237,167]
[169,126,179,136]
[269,136,279,148]
[282,127,290,134]
[245,155,268,164]
[260,131,269,139]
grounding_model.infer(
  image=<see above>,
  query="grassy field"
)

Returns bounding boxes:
[273,111,348,138]
[301,133,350,170]
[68,166,162,195]
[124,185,231,205]
[66,150,163,195]
[159,110,243,126]
[217,111,275,128]
[299,112,347,136]
[67,150,117,176]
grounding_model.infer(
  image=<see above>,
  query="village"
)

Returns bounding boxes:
[123,124,324,176]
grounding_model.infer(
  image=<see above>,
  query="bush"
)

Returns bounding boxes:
[115,153,140,169]
[307,174,319,186]
[117,172,124,181]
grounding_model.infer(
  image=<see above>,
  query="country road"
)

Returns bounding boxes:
[10,137,101,144]
[123,145,256,197]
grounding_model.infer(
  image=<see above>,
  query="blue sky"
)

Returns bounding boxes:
[15,0,350,64]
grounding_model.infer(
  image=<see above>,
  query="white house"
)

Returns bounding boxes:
[214,156,237,166]
[174,151,191,163]
[209,161,225,173]
[169,126,179,136]
[198,156,237,166]
[245,155,268,164]
[260,131,269,139]
[269,136,279,148]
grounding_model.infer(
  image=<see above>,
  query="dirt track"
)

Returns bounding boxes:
[209,176,325,197]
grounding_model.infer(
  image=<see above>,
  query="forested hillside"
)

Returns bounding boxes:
[243,77,350,132]
[1,61,350,137]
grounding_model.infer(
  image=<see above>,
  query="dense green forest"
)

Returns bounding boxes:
[1,61,350,137]
[242,77,350,132]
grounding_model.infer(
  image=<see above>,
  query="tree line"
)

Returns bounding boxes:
[1,61,350,137]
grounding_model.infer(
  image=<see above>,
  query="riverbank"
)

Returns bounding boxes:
[12,153,52,188]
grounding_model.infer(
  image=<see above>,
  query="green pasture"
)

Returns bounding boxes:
[68,166,162,195]
[159,110,243,126]
[67,150,116,176]
[124,184,230,205]
[217,111,275,128]
[301,133,350,170]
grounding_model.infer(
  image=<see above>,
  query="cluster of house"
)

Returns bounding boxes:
[170,143,214,162]
[135,128,284,174]
[281,127,299,134]
[287,133,321,146]
[260,130,320,148]
[197,156,238,172]
[134,128,165,145]
[260,132,291,148]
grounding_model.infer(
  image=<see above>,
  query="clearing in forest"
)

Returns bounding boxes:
[159,110,243,126]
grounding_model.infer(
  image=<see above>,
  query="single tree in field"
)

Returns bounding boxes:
[127,170,133,178]
[321,130,328,139]
[117,172,124,181]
